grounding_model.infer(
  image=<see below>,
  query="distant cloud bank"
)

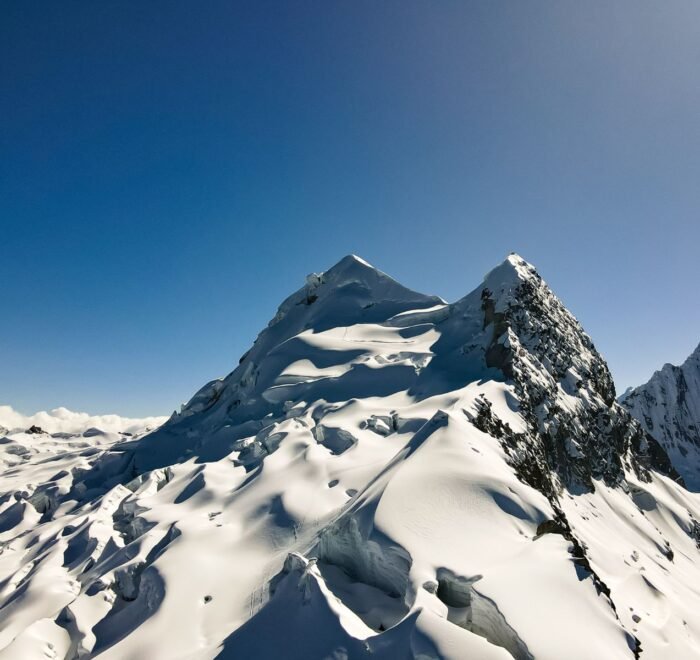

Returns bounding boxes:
[0,405,167,435]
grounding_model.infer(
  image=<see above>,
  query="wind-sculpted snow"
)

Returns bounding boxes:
[622,343,700,490]
[1,254,700,659]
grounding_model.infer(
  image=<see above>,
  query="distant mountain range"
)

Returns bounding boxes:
[0,404,166,437]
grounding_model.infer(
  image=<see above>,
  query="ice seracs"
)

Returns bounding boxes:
[1,255,699,659]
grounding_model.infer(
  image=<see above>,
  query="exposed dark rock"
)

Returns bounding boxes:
[535,519,567,537]
[474,264,680,498]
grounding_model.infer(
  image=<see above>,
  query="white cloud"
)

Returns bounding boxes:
[0,405,167,435]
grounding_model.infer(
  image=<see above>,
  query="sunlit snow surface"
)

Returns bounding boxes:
[1,255,699,659]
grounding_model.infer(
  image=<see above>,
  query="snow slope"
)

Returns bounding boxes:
[621,344,700,490]
[1,255,699,660]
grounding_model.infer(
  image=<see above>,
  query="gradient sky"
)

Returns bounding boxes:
[2,2,699,417]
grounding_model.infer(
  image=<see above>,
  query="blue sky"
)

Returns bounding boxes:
[2,2,699,417]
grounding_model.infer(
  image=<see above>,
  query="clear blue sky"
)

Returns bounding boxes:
[2,2,699,417]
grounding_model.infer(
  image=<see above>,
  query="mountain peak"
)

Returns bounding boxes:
[327,253,374,270]
[298,253,442,312]
[482,252,538,291]
[315,253,385,288]
[282,255,452,324]
[172,255,445,424]
[503,251,531,267]
[451,253,540,315]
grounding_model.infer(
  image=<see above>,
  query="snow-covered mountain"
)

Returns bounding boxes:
[621,344,700,490]
[1,254,699,660]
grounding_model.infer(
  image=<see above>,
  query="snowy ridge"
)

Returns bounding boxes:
[1,255,699,659]
[621,343,700,490]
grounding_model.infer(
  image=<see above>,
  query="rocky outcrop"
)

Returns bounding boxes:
[449,255,681,497]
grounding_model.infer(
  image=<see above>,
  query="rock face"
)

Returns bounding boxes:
[1,254,700,660]
[621,343,700,490]
[429,255,680,498]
